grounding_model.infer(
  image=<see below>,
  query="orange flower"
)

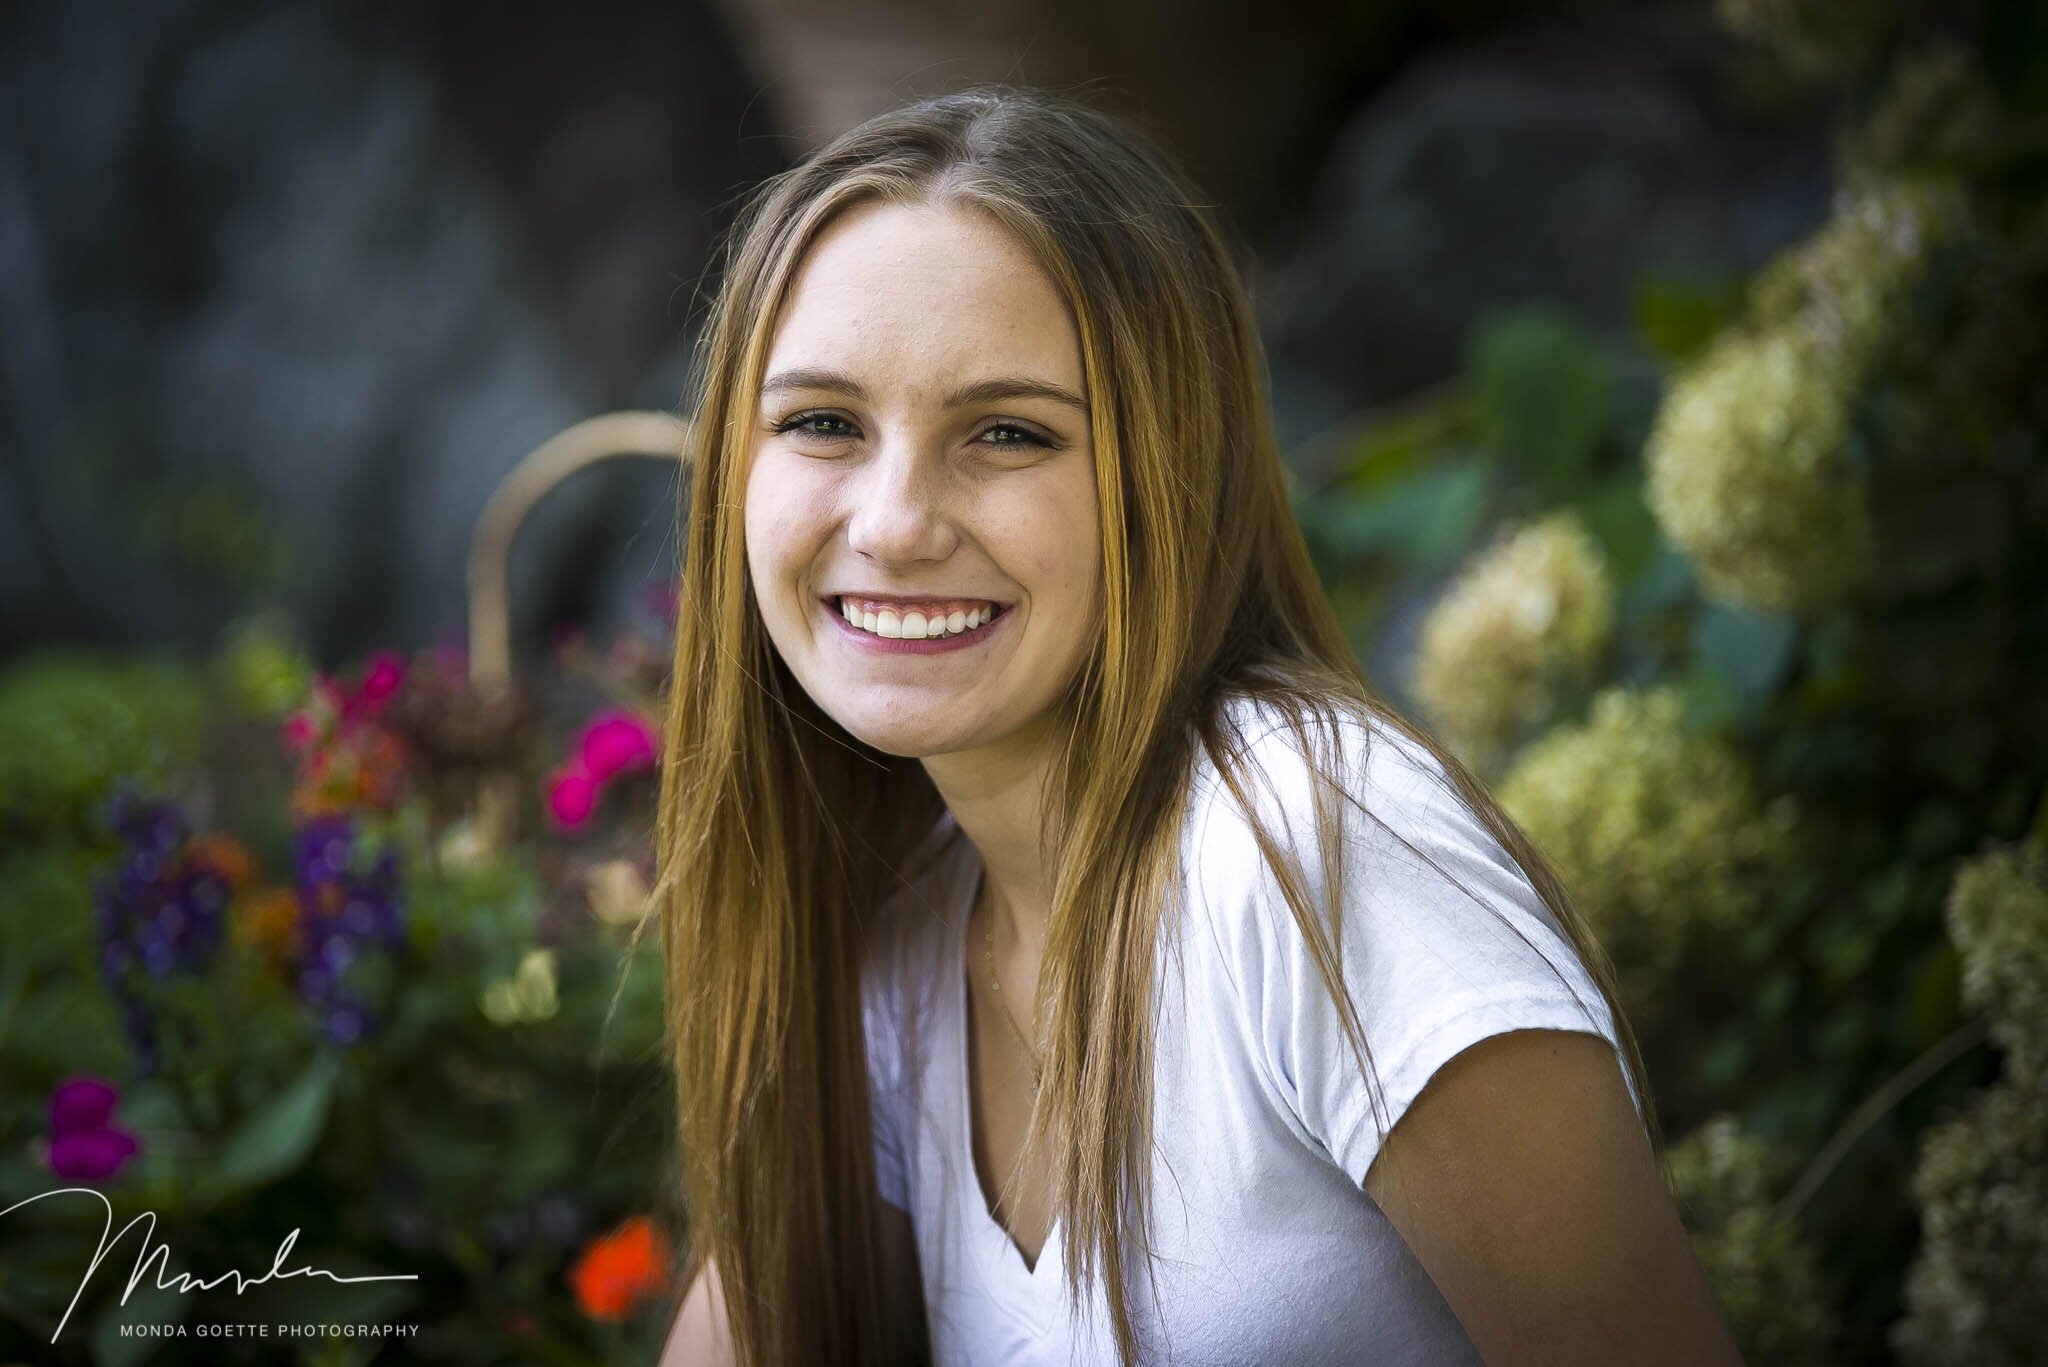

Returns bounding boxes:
[567,1214,670,1322]
[186,833,254,890]
[231,887,303,966]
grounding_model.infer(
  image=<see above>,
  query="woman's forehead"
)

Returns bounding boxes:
[761,201,1084,397]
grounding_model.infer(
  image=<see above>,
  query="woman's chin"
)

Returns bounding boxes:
[829,707,980,761]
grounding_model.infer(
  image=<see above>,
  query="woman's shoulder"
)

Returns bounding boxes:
[1187,689,1457,859]
[1179,688,1632,1162]
[1181,686,1583,997]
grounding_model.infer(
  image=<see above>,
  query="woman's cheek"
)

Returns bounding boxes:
[746,459,827,581]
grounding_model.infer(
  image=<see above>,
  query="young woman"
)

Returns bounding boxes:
[656,86,1741,1366]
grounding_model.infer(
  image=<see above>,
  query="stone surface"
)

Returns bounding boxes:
[1259,9,1832,464]
[0,0,774,664]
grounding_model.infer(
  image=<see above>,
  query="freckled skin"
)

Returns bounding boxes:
[743,200,1103,765]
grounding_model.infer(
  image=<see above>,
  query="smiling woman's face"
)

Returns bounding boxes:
[742,198,1103,761]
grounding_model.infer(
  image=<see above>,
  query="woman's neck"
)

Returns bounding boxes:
[920,716,1060,949]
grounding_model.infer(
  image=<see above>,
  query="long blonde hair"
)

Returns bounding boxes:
[654,83,1658,1366]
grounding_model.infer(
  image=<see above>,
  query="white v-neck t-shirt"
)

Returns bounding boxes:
[860,697,1643,1365]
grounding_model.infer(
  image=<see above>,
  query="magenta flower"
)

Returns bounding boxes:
[356,651,407,706]
[578,711,659,783]
[52,1076,118,1132]
[282,710,319,753]
[48,1075,141,1183]
[546,764,600,831]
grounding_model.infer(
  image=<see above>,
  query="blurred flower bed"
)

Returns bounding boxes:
[0,595,681,1365]
[1296,7,2048,1362]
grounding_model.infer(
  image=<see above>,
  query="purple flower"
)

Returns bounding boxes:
[50,1130,141,1182]
[321,998,371,1046]
[285,814,405,1046]
[47,1075,141,1183]
[93,792,228,1070]
[94,794,225,976]
[51,1076,118,1132]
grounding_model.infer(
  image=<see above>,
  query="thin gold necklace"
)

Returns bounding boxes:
[978,873,1045,1090]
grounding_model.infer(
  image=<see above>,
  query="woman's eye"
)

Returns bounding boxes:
[979,423,1050,449]
[773,412,856,442]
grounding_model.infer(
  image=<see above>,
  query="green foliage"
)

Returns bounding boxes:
[1302,449,1492,574]
[1410,510,1614,772]
[1716,0,1912,80]
[1634,273,1747,365]
[1498,686,1798,1021]
[1893,1076,2048,1365]
[1469,306,1613,496]
[199,1052,342,1206]
[1943,844,2048,1075]
[1667,1116,1834,1365]
[0,655,207,845]
[1644,322,1873,616]
[214,615,316,719]
[1889,850,2048,1364]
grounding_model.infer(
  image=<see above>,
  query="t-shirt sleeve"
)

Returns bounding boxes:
[1190,708,1644,1191]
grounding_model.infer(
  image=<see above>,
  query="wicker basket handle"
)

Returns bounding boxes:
[461,409,692,847]
[465,410,693,694]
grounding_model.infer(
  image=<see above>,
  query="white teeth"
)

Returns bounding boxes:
[837,599,998,639]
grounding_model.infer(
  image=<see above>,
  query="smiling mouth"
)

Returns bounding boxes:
[830,596,1008,641]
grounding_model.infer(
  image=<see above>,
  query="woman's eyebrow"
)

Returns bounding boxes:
[759,365,1089,414]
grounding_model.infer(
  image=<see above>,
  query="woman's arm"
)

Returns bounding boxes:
[1364,1029,1745,1367]
[656,1200,927,1365]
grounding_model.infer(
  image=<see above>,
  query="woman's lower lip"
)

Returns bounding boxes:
[820,600,1006,654]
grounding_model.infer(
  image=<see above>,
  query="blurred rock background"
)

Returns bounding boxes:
[0,0,1825,666]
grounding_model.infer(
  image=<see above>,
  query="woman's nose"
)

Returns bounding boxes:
[844,440,955,566]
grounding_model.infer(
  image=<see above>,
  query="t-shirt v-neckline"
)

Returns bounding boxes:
[950,838,1067,1318]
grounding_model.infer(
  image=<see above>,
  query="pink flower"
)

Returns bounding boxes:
[577,711,659,782]
[546,763,600,831]
[314,676,348,715]
[47,1075,141,1184]
[282,710,319,753]
[356,651,407,708]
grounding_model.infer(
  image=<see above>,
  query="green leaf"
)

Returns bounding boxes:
[1693,601,1799,702]
[1617,543,1695,620]
[1318,456,1492,572]
[1631,272,1744,364]
[1469,307,1611,488]
[1678,660,1743,734]
[201,1051,342,1204]
[1576,470,1662,585]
